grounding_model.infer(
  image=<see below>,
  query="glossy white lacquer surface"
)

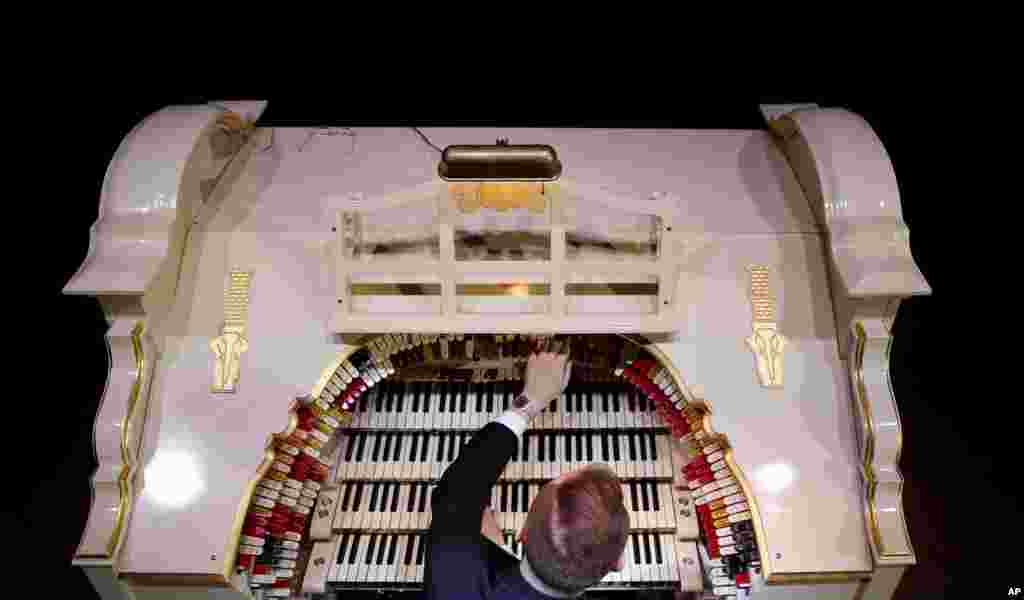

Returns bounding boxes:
[119,125,869,580]
[64,106,220,296]
[77,318,151,561]
[783,109,929,298]
[656,234,872,577]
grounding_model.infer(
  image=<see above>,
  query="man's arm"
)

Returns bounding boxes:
[430,352,572,533]
[430,420,520,533]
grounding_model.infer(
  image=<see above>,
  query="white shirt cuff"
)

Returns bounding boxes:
[494,410,529,441]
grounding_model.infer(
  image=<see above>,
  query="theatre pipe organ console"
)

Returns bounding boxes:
[65,101,930,600]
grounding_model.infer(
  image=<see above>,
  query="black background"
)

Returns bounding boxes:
[36,95,980,597]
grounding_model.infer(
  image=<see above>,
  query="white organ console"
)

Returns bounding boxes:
[65,101,930,600]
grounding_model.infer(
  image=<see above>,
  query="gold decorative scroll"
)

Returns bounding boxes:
[210,270,252,393]
[450,182,545,213]
[745,265,786,387]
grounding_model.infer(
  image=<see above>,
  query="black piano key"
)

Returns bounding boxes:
[538,433,546,462]
[387,533,399,564]
[368,483,380,513]
[341,482,354,511]
[376,533,389,565]
[408,433,419,462]
[612,386,622,412]
[452,383,461,413]
[403,533,415,565]
[370,434,383,462]
[415,534,427,565]
[475,383,484,412]
[348,532,362,564]
[521,482,529,513]
[435,433,445,463]
[438,383,448,413]
[502,383,510,411]
[653,534,663,564]
[375,384,386,412]
[648,432,658,460]
[510,482,518,513]
[550,392,557,412]
[586,434,593,461]
[410,381,420,412]
[381,433,393,462]
[575,389,584,413]
[417,484,429,513]
[365,534,378,565]
[610,432,620,461]
[631,534,641,565]
[379,483,392,514]
[351,482,365,512]
[385,384,396,413]
[650,482,660,512]
[637,389,647,412]
[585,388,593,412]
[627,433,637,461]
[639,480,650,511]
[446,433,456,462]
[501,482,508,512]
[629,482,639,512]
[486,383,494,412]
[627,388,636,412]
[548,434,556,463]
[638,432,648,461]
[396,382,406,413]
[345,433,358,462]
[565,433,573,462]
[336,532,351,564]
[420,432,430,462]
[393,433,404,461]
[642,533,652,564]
[600,433,608,461]
[601,388,610,412]
[575,433,583,462]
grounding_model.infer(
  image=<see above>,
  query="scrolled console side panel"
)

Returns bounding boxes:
[76,319,155,600]
[769,106,927,573]
[851,320,914,566]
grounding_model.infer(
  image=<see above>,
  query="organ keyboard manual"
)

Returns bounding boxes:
[64,101,930,600]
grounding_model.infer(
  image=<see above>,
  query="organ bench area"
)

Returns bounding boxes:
[66,102,930,600]
[247,335,748,598]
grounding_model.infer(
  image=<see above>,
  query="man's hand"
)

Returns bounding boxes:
[513,352,572,419]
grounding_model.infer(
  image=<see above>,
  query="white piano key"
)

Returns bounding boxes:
[413,534,426,582]
[350,533,369,584]
[428,435,440,480]
[391,534,407,583]
[355,482,372,530]
[382,534,399,583]
[617,433,630,479]
[552,433,562,480]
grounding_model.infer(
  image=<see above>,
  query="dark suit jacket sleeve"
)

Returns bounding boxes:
[424,421,520,599]
[431,421,518,533]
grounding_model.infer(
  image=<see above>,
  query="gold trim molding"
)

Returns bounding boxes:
[108,321,146,559]
[852,322,915,564]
